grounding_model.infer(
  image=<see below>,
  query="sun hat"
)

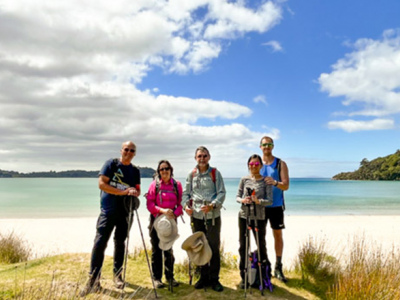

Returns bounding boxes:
[181,231,212,266]
[153,215,179,251]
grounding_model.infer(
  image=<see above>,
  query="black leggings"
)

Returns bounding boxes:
[238,216,270,279]
[149,215,175,280]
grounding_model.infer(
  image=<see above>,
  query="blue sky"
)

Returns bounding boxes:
[0,0,399,178]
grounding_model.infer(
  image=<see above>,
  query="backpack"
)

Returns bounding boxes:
[191,167,216,183]
[248,250,273,292]
[155,178,179,204]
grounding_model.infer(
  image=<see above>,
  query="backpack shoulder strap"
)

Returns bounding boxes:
[172,178,179,198]
[191,167,197,179]
[210,167,216,183]
[111,158,119,171]
[155,179,160,195]
[274,158,281,181]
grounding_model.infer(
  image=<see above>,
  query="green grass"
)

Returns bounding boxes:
[3,232,399,299]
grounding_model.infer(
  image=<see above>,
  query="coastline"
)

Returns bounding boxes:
[1,215,399,268]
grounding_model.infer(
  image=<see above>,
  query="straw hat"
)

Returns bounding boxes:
[153,215,179,251]
[181,231,212,266]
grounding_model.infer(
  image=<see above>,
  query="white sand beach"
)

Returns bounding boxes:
[1,215,399,268]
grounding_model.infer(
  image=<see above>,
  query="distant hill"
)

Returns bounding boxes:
[333,150,400,180]
[0,166,155,178]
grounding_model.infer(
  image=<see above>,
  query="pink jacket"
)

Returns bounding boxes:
[146,178,183,218]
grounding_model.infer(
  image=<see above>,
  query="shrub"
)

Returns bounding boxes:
[295,237,338,283]
[328,238,400,300]
[0,231,32,263]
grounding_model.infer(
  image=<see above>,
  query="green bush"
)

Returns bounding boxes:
[295,237,338,283]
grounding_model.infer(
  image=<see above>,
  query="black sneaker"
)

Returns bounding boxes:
[154,279,165,289]
[194,277,208,289]
[274,264,288,283]
[211,280,224,292]
[80,279,101,297]
[169,278,180,287]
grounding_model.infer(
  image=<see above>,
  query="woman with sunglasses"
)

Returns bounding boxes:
[146,160,183,289]
[236,154,273,289]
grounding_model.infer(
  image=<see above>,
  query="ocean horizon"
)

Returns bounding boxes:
[1,177,400,218]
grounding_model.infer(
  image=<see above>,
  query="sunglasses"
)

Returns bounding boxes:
[249,162,260,167]
[123,148,136,153]
[197,154,208,159]
[261,143,274,148]
[159,167,171,172]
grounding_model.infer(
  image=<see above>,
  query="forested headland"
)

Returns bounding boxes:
[333,150,400,180]
[0,167,155,178]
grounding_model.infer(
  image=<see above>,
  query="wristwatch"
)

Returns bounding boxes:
[274,180,279,187]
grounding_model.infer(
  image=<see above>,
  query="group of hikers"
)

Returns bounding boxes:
[80,136,290,296]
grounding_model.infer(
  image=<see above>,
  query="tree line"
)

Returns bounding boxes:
[0,167,155,178]
[333,150,400,180]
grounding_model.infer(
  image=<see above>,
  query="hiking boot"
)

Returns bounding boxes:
[80,278,101,297]
[154,279,165,289]
[113,274,125,289]
[211,280,224,292]
[167,278,180,287]
[239,279,249,289]
[274,264,288,283]
[194,277,208,289]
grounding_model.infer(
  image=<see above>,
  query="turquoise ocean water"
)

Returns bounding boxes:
[1,178,400,218]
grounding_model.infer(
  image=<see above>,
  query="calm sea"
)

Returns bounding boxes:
[1,178,400,218]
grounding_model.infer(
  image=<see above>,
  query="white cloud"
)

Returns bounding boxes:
[253,95,268,105]
[327,118,395,132]
[0,0,283,175]
[262,40,283,52]
[319,29,400,131]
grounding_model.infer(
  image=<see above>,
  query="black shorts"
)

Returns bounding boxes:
[265,206,285,230]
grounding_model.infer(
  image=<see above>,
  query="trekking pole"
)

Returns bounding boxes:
[188,200,193,285]
[244,204,250,298]
[135,205,158,298]
[122,196,135,290]
[253,208,264,296]
[203,200,209,292]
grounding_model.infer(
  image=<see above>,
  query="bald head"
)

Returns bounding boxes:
[122,141,136,149]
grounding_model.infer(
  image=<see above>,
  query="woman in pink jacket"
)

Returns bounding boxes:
[146,160,183,289]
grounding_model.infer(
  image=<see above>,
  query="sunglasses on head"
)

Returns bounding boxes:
[123,148,136,153]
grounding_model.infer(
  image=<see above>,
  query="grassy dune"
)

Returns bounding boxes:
[1,232,400,299]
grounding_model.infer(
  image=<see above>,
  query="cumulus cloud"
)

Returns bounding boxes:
[319,29,400,131]
[327,119,395,132]
[0,0,283,175]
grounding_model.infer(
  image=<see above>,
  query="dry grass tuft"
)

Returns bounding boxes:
[328,238,400,300]
[0,231,32,264]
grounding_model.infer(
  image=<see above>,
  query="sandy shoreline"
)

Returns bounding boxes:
[1,215,399,268]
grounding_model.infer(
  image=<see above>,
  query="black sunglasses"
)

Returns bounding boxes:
[123,148,136,153]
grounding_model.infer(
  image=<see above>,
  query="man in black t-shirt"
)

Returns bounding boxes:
[81,141,141,296]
